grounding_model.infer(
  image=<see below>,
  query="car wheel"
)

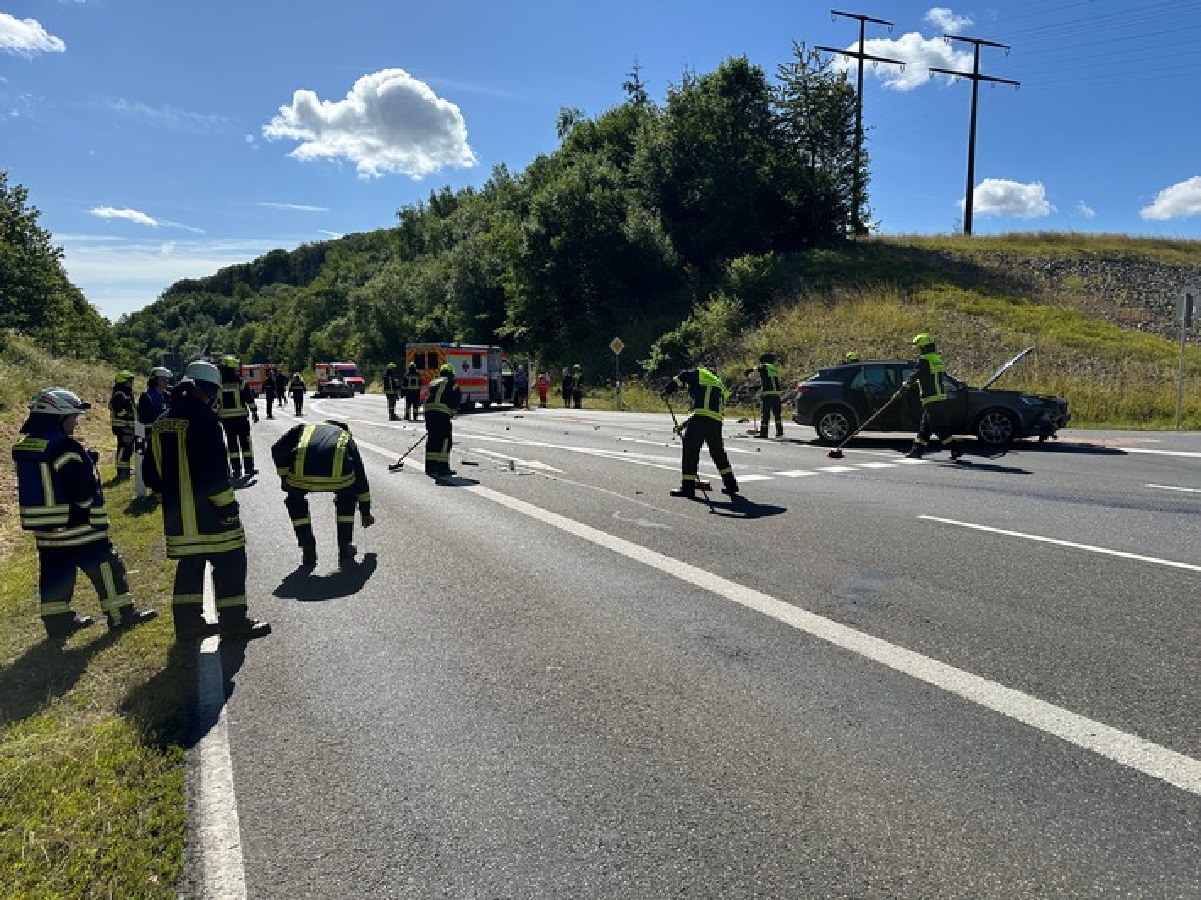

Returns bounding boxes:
[813,405,857,445]
[974,409,1019,445]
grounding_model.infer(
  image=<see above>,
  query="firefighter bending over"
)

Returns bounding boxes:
[271,420,374,568]
[745,353,784,438]
[662,366,740,499]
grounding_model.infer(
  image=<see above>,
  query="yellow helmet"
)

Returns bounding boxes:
[912,333,934,350]
[439,363,455,376]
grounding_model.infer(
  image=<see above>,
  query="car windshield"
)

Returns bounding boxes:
[336,366,358,377]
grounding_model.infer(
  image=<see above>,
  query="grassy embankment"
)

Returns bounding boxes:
[0,333,188,898]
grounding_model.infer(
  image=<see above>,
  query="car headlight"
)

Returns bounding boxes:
[1019,396,1048,406]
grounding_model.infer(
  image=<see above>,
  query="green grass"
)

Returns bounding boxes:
[1,333,189,898]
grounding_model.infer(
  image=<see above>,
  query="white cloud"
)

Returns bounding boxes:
[89,206,205,234]
[1074,201,1096,220]
[0,13,66,55]
[263,68,477,179]
[91,206,158,227]
[257,202,330,212]
[969,179,1055,218]
[1140,176,1201,220]
[839,32,975,91]
[925,7,973,34]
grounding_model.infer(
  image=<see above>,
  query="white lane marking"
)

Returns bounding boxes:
[467,485,1201,797]
[736,474,774,482]
[774,469,817,478]
[921,516,1201,573]
[819,465,857,473]
[858,462,898,469]
[197,569,248,899]
[1146,483,1201,494]
[1121,447,1201,459]
[470,448,563,473]
[896,458,933,465]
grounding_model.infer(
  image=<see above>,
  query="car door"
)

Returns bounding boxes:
[852,364,907,430]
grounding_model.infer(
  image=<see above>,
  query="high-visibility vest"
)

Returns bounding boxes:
[759,363,781,397]
[109,387,135,428]
[914,352,948,404]
[674,368,728,423]
[217,368,250,420]
[424,376,461,416]
[273,423,370,504]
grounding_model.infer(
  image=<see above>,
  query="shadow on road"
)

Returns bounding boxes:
[274,552,379,602]
[694,493,787,520]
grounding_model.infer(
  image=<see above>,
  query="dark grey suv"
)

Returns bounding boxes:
[792,348,1070,446]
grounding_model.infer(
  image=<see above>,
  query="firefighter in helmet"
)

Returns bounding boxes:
[13,387,157,638]
[382,361,403,421]
[272,420,374,568]
[143,361,270,641]
[745,353,784,438]
[402,362,422,421]
[903,333,963,460]
[424,363,461,478]
[109,369,137,479]
[844,351,860,363]
[216,354,258,477]
[662,365,740,499]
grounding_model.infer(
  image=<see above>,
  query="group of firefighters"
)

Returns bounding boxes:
[14,334,957,641]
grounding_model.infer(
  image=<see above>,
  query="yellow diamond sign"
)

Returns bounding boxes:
[610,337,624,355]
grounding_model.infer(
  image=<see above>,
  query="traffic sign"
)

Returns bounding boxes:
[1179,287,1197,328]
[610,337,624,355]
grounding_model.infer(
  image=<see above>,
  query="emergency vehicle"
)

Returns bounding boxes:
[315,362,366,394]
[405,343,513,409]
[237,363,274,396]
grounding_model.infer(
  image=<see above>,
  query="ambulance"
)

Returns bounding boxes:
[404,343,513,409]
[237,363,272,396]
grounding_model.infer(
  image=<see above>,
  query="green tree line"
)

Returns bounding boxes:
[113,46,863,379]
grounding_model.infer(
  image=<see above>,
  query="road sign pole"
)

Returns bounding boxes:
[1177,289,1196,431]
[609,337,625,411]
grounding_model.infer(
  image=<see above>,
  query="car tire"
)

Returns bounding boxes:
[974,408,1019,446]
[813,405,857,445]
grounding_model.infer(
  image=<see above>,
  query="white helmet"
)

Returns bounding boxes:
[183,360,221,387]
[29,387,90,416]
[150,366,172,379]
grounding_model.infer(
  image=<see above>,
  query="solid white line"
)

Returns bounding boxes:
[921,515,1201,573]
[196,571,248,899]
[818,465,857,473]
[1121,447,1201,459]
[1146,483,1201,494]
[774,469,816,478]
[467,485,1201,797]
[858,462,898,469]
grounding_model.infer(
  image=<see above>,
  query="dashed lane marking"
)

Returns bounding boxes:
[1146,483,1201,494]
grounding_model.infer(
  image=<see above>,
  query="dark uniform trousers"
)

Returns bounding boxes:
[286,487,359,550]
[681,416,733,486]
[916,401,958,448]
[38,539,132,625]
[172,548,249,626]
[425,412,453,475]
[221,419,254,475]
[759,395,783,437]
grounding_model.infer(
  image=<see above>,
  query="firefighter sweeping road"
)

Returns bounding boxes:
[180,394,1201,898]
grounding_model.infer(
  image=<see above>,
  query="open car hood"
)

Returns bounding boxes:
[981,346,1035,389]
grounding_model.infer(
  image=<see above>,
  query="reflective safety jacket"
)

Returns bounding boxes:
[13,425,111,548]
[217,366,252,421]
[143,393,244,558]
[756,362,782,397]
[383,368,403,396]
[109,385,135,430]
[272,422,371,509]
[907,351,949,405]
[402,370,421,394]
[424,376,461,416]
[672,368,729,423]
[137,388,167,425]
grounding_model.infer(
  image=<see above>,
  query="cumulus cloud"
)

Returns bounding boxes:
[969,179,1055,218]
[835,32,974,91]
[0,13,66,55]
[90,206,205,233]
[925,7,973,33]
[263,68,477,179]
[1140,176,1201,220]
[1074,201,1097,220]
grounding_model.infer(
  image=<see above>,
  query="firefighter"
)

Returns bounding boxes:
[216,355,258,476]
[383,362,403,421]
[271,420,374,568]
[424,363,461,478]
[109,369,136,480]
[143,361,270,641]
[662,366,740,499]
[570,363,583,409]
[289,372,307,415]
[402,362,422,421]
[275,369,289,406]
[13,387,157,639]
[745,353,784,438]
[263,368,278,419]
[137,367,171,425]
[903,333,964,461]
[844,351,860,363]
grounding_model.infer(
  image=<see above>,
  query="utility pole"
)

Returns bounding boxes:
[930,36,1019,236]
[816,10,904,236]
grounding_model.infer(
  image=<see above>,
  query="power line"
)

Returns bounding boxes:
[930,36,1021,236]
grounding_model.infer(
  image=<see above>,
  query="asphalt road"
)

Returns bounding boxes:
[191,396,1200,898]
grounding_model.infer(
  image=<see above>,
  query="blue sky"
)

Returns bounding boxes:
[4,0,1201,321]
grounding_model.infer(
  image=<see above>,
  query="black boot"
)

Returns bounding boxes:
[217,608,272,640]
[338,544,357,566]
[300,541,318,568]
[107,605,158,630]
[669,483,696,499]
[43,613,96,640]
[905,444,924,459]
[173,608,219,642]
[949,442,964,461]
[721,474,740,496]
